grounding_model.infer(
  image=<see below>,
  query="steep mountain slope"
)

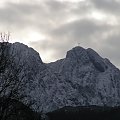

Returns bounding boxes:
[44,47,120,112]
[0,42,120,113]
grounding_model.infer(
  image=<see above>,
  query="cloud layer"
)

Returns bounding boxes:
[0,0,120,68]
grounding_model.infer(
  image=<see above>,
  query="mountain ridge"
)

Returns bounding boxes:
[0,42,120,113]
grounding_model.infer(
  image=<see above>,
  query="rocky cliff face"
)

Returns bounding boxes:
[1,42,120,113]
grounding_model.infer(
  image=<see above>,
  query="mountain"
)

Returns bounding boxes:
[1,42,120,113]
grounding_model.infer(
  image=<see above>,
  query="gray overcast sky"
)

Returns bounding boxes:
[0,0,120,68]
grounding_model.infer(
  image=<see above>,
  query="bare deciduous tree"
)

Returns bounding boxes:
[0,42,31,120]
[0,32,10,43]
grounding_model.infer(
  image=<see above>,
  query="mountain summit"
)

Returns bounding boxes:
[1,42,120,112]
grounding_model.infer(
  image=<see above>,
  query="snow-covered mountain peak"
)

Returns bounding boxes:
[65,46,108,72]
[66,46,90,65]
[10,42,43,64]
[1,42,120,113]
[66,46,86,58]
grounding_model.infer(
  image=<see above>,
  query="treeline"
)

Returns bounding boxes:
[1,102,120,120]
[47,106,120,120]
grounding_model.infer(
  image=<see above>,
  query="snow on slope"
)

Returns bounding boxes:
[1,42,120,113]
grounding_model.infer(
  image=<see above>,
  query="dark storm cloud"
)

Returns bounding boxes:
[0,2,48,29]
[49,19,112,40]
[0,3,33,27]
[91,0,120,16]
[0,1,73,30]
[0,0,92,31]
